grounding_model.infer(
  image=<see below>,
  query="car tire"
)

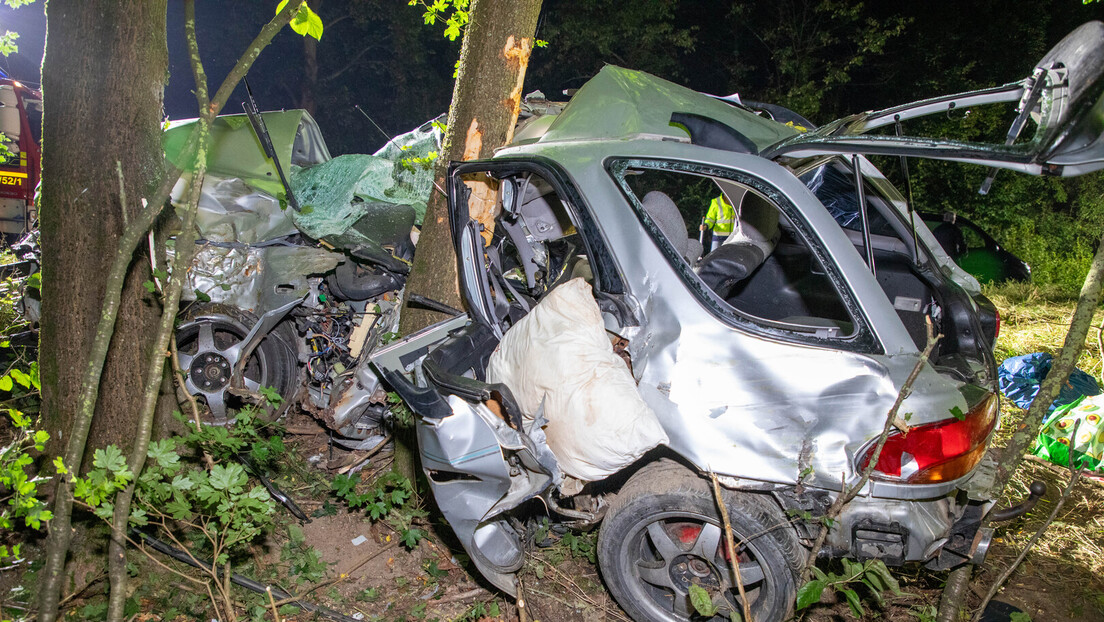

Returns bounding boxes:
[175,303,300,425]
[598,459,805,622]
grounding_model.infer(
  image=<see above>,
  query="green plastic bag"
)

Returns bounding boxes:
[1033,394,1104,472]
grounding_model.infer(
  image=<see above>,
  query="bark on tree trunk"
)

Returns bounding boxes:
[400,0,543,335]
[40,1,169,462]
[37,0,168,611]
[300,0,321,115]
[394,0,541,482]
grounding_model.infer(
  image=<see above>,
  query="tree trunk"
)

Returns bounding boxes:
[300,0,320,115]
[400,0,543,335]
[394,0,541,481]
[40,0,169,462]
[37,0,168,610]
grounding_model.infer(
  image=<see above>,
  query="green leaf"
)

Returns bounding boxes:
[332,473,360,498]
[209,463,247,491]
[93,445,129,474]
[194,289,211,303]
[0,375,12,392]
[9,368,30,388]
[867,559,901,595]
[950,405,966,421]
[165,498,193,520]
[796,580,827,610]
[128,507,148,527]
[424,560,448,578]
[312,500,337,518]
[688,583,719,617]
[147,439,179,467]
[257,385,283,405]
[142,280,157,294]
[278,0,324,40]
[861,578,885,605]
[1008,613,1033,622]
[93,502,115,521]
[842,588,863,619]
[400,528,424,549]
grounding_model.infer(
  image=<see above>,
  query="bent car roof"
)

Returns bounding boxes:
[534,65,800,149]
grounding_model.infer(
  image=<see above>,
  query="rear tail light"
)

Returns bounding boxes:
[862,393,998,484]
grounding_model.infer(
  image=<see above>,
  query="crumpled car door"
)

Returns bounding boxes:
[763,21,1104,178]
[370,316,561,595]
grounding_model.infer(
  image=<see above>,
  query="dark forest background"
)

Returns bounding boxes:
[2,0,1103,289]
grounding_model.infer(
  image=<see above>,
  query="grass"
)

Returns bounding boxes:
[978,281,1104,620]
[984,281,1104,447]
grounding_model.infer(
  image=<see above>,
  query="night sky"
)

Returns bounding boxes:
[3,1,1104,157]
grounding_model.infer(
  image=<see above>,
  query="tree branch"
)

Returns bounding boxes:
[803,323,941,580]
[971,421,1085,622]
[207,0,303,117]
[105,5,213,618]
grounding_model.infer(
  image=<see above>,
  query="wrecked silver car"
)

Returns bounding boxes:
[164,108,440,447]
[373,22,1104,622]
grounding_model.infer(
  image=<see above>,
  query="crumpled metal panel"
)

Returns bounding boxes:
[187,244,342,312]
[539,66,799,149]
[189,174,298,243]
[417,395,553,595]
[188,245,264,311]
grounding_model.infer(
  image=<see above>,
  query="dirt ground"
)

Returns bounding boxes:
[232,429,1104,622]
[10,407,1098,622]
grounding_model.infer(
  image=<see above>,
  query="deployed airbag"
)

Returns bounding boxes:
[486,278,669,482]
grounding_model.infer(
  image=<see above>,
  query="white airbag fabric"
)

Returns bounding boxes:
[487,278,668,481]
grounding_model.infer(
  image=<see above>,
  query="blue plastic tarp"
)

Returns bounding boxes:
[997,352,1101,412]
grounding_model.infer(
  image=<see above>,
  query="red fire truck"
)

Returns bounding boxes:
[0,77,40,242]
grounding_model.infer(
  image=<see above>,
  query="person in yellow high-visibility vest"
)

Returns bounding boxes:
[700,194,735,251]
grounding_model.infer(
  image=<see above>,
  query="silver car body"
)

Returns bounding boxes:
[374,21,1104,596]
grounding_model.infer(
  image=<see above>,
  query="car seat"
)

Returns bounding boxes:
[697,192,779,298]
[641,191,704,263]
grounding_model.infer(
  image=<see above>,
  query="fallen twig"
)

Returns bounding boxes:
[337,435,393,475]
[435,588,486,604]
[284,425,326,436]
[266,586,282,622]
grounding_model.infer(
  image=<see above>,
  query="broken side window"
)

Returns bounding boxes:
[611,160,862,341]
[455,164,632,333]
[798,157,946,351]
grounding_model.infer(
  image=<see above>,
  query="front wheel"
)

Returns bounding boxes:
[598,460,804,622]
[175,304,299,425]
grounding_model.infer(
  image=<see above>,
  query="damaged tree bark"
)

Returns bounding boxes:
[399,0,543,335]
